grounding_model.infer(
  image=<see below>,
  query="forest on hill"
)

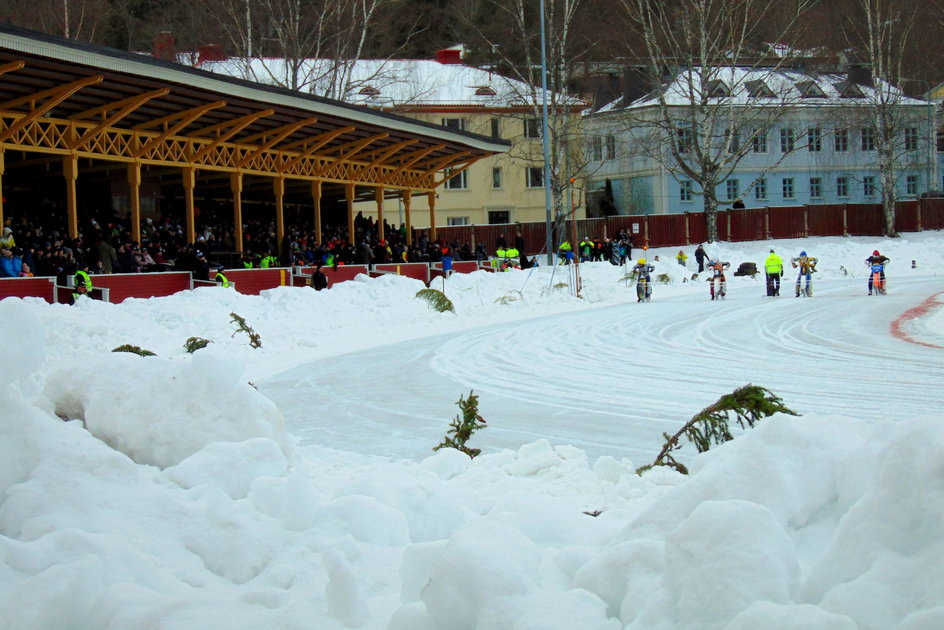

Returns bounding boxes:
[2,0,944,97]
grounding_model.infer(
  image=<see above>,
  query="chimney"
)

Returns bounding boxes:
[152,31,176,62]
[197,44,227,65]
[847,63,873,87]
[622,66,654,107]
[435,48,463,65]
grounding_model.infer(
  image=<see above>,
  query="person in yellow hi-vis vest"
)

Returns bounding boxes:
[214,268,232,288]
[74,264,93,291]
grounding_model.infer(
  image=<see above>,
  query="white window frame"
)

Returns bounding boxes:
[861,127,876,151]
[591,136,603,161]
[834,128,849,152]
[526,166,544,188]
[752,130,767,153]
[524,118,541,138]
[808,127,822,152]
[680,180,694,202]
[605,135,616,160]
[754,178,768,201]
[905,127,919,151]
[837,176,849,198]
[783,177,795,199]
[781,128,795,153]
[444,168,468,190]
[441,117,465,131]
[863,175,876,197]
[677,127,693,153]
[726,178,739,201]
[492,167,503,189]
[906,174,918,196]
[809,176,823,199]
[447,216,470,226]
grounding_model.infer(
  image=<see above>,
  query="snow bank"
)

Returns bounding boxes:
[1,233,943,629]
[42,347,290,469]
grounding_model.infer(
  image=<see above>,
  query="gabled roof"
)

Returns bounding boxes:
[193,57,588,112]
[598,66,929,111]
[796,80,827,98]
[833,81,865,98]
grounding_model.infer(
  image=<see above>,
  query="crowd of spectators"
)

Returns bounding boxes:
[0,207,491,281]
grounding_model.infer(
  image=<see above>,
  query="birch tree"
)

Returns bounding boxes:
[619,0,814,242]
[217,0,414,99]
[454,0,601,251]
[840,0,924,237]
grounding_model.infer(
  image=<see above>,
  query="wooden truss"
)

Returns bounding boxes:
[0,47,505,249]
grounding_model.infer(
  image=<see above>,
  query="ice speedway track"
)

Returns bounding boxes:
[262,275,944,464]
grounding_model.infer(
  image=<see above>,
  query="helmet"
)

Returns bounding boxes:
[873,250,880,256]
[637,258,646,265]
[800,251,806,257]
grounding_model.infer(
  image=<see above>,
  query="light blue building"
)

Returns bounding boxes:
[584,66,937,215]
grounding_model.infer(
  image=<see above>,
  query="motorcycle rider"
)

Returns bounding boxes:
[865,249,890,295]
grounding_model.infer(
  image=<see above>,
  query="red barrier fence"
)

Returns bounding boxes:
[373,262,430,284]
[0,277,56,303]
[918,198,944,231]
[3,203,942,305]
[216,268,289,295]
[421,200,944,253]
[90,271,192,302]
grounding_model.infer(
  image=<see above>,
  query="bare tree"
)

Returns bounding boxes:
[454,0,601,252]
[840,0,925,237]
[617,0,815,242]
[1,0,108,42]
[215,0,418,99]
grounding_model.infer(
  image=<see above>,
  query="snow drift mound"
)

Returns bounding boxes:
[44,348,292,468]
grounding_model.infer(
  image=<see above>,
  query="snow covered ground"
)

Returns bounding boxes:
[2,233,944,629]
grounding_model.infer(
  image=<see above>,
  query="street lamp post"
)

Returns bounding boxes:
[539,0,554,266]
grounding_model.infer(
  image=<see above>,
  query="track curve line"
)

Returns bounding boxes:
[890,291,944,349]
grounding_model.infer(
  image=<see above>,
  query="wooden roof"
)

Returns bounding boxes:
[0,24,510,193]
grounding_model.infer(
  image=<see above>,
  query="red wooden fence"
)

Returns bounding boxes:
[0,277,56,303]
[427,200,942,255]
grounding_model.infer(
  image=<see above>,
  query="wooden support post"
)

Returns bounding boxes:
[375,186,385,242]
[231,171,243,252]
[311,180,322,244]
[128,161,142,245]
[345,182,355,244]
[803,205,810,237]
[183,167,196,245]
[0,149,5,230]
[684,212,690,245]
[63,154,78,239]
[403,190,412,246]
[842,203,849,237]
[274,176,285,257]
[428,191,437,241]
[917,197,923,232]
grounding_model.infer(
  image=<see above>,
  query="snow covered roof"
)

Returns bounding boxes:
[598,66,929,112]
[192,57,587,110]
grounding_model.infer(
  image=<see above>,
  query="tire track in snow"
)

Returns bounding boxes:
[266,276,944,463]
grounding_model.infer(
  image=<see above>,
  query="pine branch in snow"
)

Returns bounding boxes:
[638,384,798,475]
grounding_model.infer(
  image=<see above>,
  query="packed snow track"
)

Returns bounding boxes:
[262,275,944,464]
